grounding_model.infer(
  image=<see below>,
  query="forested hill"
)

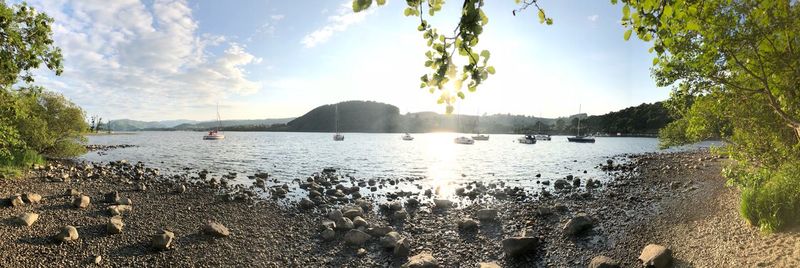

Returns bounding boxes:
[286,101,401,132]
[581,102,671,135]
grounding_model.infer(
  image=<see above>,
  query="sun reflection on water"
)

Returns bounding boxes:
[423,132,466,198]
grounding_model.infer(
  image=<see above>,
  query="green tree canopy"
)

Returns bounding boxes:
[0,2,63,88]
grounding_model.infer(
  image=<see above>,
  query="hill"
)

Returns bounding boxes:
[287,101,400,132]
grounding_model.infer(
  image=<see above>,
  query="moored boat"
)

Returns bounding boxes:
[401,133,414,141]
[568,105,595,143]
[454,136,475,145]
[472,134,489,141]
[534,134,551,141]
[518,135,537,144]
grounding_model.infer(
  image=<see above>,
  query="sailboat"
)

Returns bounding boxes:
[333,103,344,141]
[401,109,414,140]
[471,112,489,141]
[454,112,475,144]
[567,105,595,143]
[534,114,551,141]
[203,103,225,140]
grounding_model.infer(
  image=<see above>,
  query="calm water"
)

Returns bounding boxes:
[81,132,714,197]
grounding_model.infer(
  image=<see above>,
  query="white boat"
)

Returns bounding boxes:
[401,133,414,141]
[534,134,551,141]
[454,136,475,145]
[472,134,489,141]
[518,135,536,144]
[333,103,344,141]
[567,104,595,143]
[203,104,225,140]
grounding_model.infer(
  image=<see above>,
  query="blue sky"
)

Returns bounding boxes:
[24,0,668,121]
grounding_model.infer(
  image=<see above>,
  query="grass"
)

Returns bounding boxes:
[0,149,44,179]
[739,163,800,233]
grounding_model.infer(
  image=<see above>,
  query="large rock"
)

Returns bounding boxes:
[66,189,82,197]
[16,212,39,227]
[478,262,501,268]
[380,231,401,248]
[107,205,133,216]
[502,236,539,257]
[299,198,314,209]
[475,209,498,221]
[107,216,124,234]
[638,244,672,268]
[344,229,372,245]
[55,225,79,242]
[10,195,24,207]
[554,179,569,190]
[321,228,336,241]
[563,214,593,236]
[342,206,363,219]
[202,221,230,237]
[458,218,479,230]
[367,226,394,237]
[589,255,620,268]
[73,195,91,209]
[353,216,369,228]
[328,210,344,221]
[116,197,133,205]
[402,252,439,268]
[433,199,453,209]
[335,217,354,231]
[394,237,411,257]
[22,193,42,204]
[151,230,175,250]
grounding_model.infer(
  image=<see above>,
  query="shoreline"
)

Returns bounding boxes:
[1,149,796,267]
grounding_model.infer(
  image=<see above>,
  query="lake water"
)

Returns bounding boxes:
[81,132,715,198]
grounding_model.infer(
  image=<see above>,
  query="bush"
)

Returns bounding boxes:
[738,163,800,232]
[0,149,44,178]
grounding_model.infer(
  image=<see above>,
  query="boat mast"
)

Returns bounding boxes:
[577,104,582,137]
[216,102,222,132]
[334,103,339,134]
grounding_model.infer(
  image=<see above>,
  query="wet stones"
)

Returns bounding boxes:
[344,229,372,245]
[54,225,79,243]
[16,212,39,227]
[563,214,593,236]
[475,209,498,221]
[589,255,620,268]
[502,236,539,257]
[638,244,672,268]
[152,229,175,251]
[202,221,230,237]
[402,252,438,268]
[73,195,91,209]
[107,216,125,234]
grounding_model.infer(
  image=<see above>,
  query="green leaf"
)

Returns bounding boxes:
[545,18,553,25]
[487,66,495,74]
[376,0,386,5]
[480,50,490,60]
[663,5,673,18]
[403,7,415,16]
[446,105,454,114]
[538,10,545,23]
[652,57,659,65]
[622,4,630,19]
[457,91,465,99]
[352,0,373,12]
[479,9,488,25]
[624,29,632,41]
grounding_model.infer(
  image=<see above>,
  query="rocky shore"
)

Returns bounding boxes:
[2,149,796,267]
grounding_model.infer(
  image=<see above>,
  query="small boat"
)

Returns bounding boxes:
[333,103,344,141]
[203,130,224,140]
[203,104,225,140]
[518,135,537,144]
[454,136,475,145]
[534,134,551,141]
[568,104,595,143]
[472,134,489,141]
[401,133,414,141]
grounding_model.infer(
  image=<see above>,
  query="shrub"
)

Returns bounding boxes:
[738,163,800,232]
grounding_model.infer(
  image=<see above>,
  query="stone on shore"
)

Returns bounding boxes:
[107,205,133,216]
[116,197,133,205]
[328,210,344,221]
[136,183,147,191]
[433,199,454,209]
[638,244,672,268]
[344,229,372,245]
[563,214,593,236]
[367,226,394,237]
[353,216,369,228]
[152,230,175,250]
[475,209,498,221]
[394,237,411,257]
[107,216,125,234]
[22,193,42,204]
[554,179,569,190]
[402,252,438,268]
[175,184,186,194]
[342,206,363,219]
[16,212,39,227]
[10,195,24,207]
[55,225,79,242]
[335,217,354,231]
[380,231,401,248]
[478,262,501,268]
[73,195,91,209]
[105,191,119,203]
[321,228,336,241]
[299,198,314,209]
[589,255,620,268]
[66,188,82,197]
[202,221,230,237]
[502,236,539,257]
[458,218,479,230]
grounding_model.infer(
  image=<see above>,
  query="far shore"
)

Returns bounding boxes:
[1,148,795,267]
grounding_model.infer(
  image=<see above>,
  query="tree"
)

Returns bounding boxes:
[352,0,551,114]
[12,87,87,158]
[619,0,800,232]
[0,2,63,88]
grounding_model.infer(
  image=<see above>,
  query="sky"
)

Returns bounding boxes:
[20,0,670,121]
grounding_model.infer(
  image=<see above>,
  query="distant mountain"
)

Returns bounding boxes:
[109,118,294,131]
[158,119,199,128]
[108,119,167,131]
[170,118,295,131]
[287,101,401,132]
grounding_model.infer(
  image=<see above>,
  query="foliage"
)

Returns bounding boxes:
[352,0,551,113]
[582,102,671,135]
[11,86,88,158]
[0,2,63,88]
[621,0,800,231]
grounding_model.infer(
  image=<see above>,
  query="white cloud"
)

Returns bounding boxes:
[25,0,262,120]
[301,1,376,48]
[587,14,600,22]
